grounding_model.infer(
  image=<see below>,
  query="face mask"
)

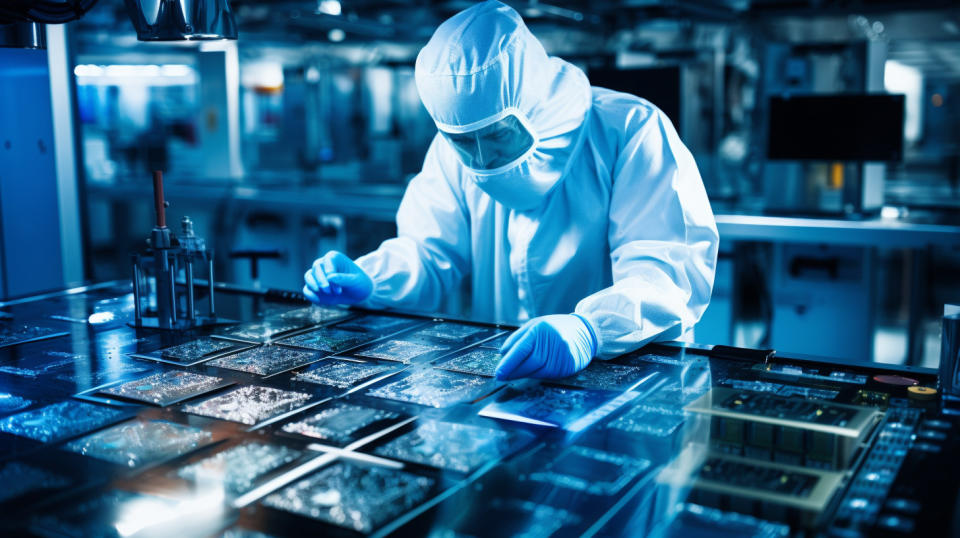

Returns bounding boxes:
[469,111,589,211]
[470,158,544,211]
[440,112,536,171]
[440,107,589,211]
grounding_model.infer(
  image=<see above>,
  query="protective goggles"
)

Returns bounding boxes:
[438,109,537,173]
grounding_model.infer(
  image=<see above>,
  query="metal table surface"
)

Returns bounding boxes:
[0,282,955,537]
[714,214,960,247]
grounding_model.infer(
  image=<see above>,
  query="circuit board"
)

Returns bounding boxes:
[685,387,881,469]
[0,284,955,538]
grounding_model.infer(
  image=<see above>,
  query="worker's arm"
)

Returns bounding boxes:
[574,106,719,359]
[354,136,472,312]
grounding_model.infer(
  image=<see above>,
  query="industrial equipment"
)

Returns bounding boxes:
[0,0,237,44]
[0,0,237,300]
[941,304,960,408]
[130,171,220,329]
[761,41,894,216]
[124,0,237,41]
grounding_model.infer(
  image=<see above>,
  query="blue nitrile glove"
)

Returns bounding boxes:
[303,251,374,306]
[495,314,598,381]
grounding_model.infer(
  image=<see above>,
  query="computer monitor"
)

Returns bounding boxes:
[767,94,904,161]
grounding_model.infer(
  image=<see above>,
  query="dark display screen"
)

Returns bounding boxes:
[767,94,904,161]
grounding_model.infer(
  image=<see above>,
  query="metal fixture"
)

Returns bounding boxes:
[131,170,225,330]
[941,304,960,408]
[0,21,43,49]
[124,0,238,41]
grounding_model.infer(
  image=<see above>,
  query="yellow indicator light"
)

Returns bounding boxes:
[830,162,844,189]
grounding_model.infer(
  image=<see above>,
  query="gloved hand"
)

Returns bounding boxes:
[495,314,597,381]
[303,251,374,306]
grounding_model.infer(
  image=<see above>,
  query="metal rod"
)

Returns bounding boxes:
[152,170,166,228]
[172,255,179,320]
[208,256,216,317]
[132,260,142,327]
[169,255,177,325]
[186,258,195,321]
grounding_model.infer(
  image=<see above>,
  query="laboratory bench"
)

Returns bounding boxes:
[0,281,957,536]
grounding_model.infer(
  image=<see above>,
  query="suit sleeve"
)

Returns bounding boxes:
[355,136,472,313]
[574,107,718,358]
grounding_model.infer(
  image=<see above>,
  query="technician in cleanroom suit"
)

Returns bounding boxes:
[303,0,718,381]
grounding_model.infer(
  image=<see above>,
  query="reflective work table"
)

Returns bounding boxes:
[0,282,956,537]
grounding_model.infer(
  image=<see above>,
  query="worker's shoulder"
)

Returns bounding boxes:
[590,86,664,137]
